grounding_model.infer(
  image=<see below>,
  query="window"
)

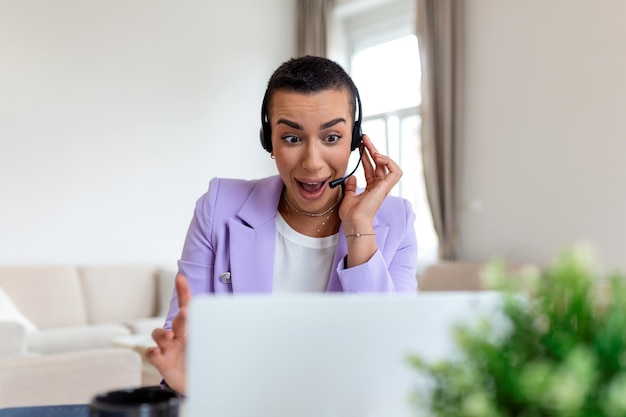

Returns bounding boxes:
[332,0,438,271]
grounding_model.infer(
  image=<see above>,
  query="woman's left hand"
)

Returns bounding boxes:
[339,134,403,235]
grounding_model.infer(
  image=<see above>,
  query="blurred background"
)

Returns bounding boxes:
[1,0,625,274]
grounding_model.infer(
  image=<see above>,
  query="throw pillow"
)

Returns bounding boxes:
[0,286,38,333]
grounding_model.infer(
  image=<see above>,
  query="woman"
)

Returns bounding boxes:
[146,56,418,394]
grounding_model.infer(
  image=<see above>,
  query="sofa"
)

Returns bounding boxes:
[0,265,176,355]
[0,265,177,402]
[0,320,143,407]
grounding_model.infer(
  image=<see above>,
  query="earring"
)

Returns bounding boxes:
[270,153,275,159]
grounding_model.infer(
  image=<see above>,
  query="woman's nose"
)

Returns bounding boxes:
[301,139,323,171]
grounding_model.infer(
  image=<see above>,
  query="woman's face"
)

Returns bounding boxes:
[269,89,353,213]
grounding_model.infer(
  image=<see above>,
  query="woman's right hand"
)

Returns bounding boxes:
[145,274,190,395]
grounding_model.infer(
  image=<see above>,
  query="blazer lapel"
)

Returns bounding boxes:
[228,176,283,293]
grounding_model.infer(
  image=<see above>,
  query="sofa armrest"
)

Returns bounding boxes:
[418,261,539,291]
[0,321,27,358]
[0,348,142,407]
[418,262,486,291]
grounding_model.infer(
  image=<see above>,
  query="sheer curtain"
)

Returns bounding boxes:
[297,0,334,57]
[416,0,462,260]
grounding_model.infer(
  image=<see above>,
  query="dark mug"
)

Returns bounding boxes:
[90,386,180,417]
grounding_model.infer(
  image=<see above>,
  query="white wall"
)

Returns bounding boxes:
[459,0,626,272]
[3,0,624,272]
[0,0,295,265]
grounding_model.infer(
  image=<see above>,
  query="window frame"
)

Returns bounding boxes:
[332,0,439,272]
[331,0,416,72]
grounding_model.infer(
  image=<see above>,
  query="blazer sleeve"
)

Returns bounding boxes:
[336,198,418,293]
[164,179,220,329]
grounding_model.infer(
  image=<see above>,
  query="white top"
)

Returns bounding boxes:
[272,212,338,292]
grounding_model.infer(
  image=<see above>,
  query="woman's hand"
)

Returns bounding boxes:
[145,274,190,395]
[340,134,402,227]
[339,134,402,267]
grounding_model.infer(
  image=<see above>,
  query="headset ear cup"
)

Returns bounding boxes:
[260,121,272,152]
[259,127,267,151]
[351,120,362,151]
[260,91,272,153]
[351,86,363,151]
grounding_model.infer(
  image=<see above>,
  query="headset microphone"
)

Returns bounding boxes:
[329,141,365,188]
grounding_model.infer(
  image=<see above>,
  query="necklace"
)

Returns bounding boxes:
[283,188,342,217]
[284,199,337,235]
[282,188,342,235]
[315,210,335,234]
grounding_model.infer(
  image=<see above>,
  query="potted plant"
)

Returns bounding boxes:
[410,246,626,417]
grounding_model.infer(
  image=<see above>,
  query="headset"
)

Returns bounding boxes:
[259,87,363,154]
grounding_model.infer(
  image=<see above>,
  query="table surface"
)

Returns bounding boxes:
[0,402,187,417]
[0,405,89,417]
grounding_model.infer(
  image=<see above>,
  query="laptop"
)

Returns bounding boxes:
[186,292,502,417]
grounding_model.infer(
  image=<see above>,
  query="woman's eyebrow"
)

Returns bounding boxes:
[276,118,302,130]
[320,118,346,129]
[276,117,346,130]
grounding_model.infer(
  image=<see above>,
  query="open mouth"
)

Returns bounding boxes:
[297,180,327,193]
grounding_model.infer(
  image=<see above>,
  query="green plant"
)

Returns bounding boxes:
[410,246,626,417]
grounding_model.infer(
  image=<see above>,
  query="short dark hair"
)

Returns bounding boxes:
[261,55,359,122]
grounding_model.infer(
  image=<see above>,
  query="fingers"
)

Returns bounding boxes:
[362,134,380,158]
[152,327,173,344]
[148,275,190,362]
[151,329,174,350]
[362,135,386,180]
[360,135,402,186]
[171,304,187,339]
[373,151,402,185]
[388,155,402,179]
[147,328,173,368]
[151,306,186,345]
[361,135,387,180]
[343,175,358,196]
[360,136,376,181]
[175,274,192,310]
[145,346,164,367]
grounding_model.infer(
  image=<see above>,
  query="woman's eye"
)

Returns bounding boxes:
[324,134,342,144]
[282,135,301,144]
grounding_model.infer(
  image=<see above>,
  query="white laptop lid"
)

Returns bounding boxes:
[187,292,502,417]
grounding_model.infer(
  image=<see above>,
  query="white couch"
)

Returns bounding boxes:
[0,265,176,407]
[0,265,175,354]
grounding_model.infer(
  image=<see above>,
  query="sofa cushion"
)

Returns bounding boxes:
[26,323,131,354]
[120,316,166,334]
[0,267,87,329]
[79,266,160,324]
[0,286,38,333]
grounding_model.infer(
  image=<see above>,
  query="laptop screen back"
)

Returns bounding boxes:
[187,292,501,417]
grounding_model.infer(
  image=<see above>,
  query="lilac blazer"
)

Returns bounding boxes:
[165,175,417,327]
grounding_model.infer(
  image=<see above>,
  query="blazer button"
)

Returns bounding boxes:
[219,272,232,284]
